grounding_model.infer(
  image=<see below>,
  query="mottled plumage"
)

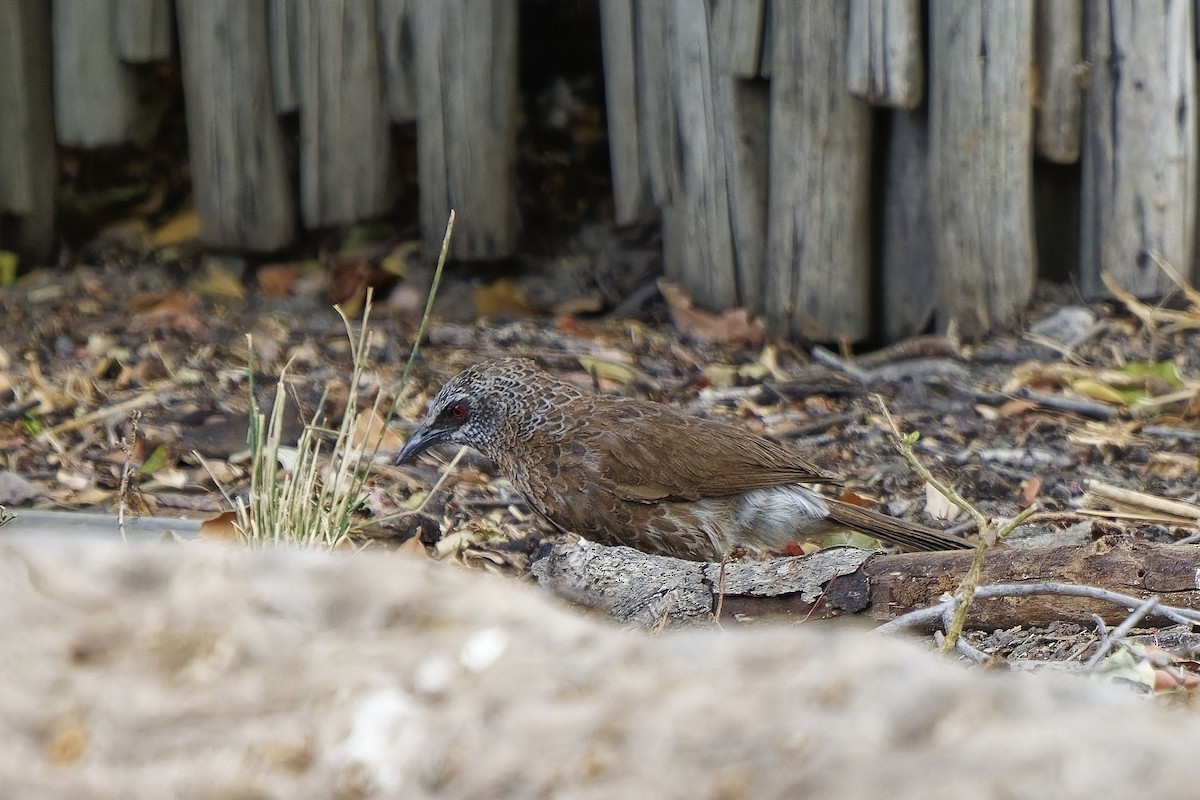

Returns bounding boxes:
[395,358,970,561]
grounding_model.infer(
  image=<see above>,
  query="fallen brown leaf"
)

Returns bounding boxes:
[257,263,299,297]
[199,510,240,542]
[658,280,765,345]
[474,279,542,317]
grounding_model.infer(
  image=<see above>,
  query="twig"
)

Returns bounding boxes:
[37,380,173,439]
[810,345,871,383]
[940,603,992,664]
[1085,480,1200,522]
[116,410,142,544]
[372,445,469,527]
[1014,388,1118,421]
[1141,424,1200,443]
[1086,595,1161,670]
[875,397,1036,652]
[875,581,1200,636]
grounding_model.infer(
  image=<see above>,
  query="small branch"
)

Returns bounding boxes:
[876,581,1200,636]
[1014,388,1117,421]
[1085,595,1161,670]
[370,445,469,528]
[811,345,871,383]
[1085,480,1200,522]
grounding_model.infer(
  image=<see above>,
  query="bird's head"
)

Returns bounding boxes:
[394,358,577,465]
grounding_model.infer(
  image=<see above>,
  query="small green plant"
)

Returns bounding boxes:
[203,212,454,549]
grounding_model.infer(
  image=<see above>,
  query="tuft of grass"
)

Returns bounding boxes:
[204,212,455,549]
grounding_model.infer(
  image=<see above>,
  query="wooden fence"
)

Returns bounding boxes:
[0,0,1195,343]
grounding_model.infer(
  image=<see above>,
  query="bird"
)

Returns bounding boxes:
[394,357,971,562]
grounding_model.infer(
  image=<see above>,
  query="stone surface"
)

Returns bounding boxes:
[3,536,1200,798]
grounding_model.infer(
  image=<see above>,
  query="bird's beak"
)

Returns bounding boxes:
[394,422,441,465]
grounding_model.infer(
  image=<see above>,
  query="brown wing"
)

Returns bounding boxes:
[572,396,841,503]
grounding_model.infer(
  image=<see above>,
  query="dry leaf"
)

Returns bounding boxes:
[473,279,542,317]
[150,208,201,247]
[192,260,246,300]
[1020,476,1043,507]
[350,409,407,450]
[128,291,207,336]
[199,510,240,542]
[924,482,964,521]
[658,280,765,345]
[577,357,636,385]
[257,263,299,297]
[380,240,421,277]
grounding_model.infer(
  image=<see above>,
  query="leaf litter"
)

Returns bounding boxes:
[3,248,1200,691]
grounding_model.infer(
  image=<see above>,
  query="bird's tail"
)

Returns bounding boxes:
[823,498,972,552]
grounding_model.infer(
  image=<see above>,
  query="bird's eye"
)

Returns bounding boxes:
[448,401,468,421]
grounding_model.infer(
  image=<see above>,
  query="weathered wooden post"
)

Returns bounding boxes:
[177,0,296,250]
[1079,0,1196,298]
[765,1,873,342]
[413,0,519,259]
[929,1,1036,337]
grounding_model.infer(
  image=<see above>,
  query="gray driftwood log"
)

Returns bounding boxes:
[378,0,417,123]
[598,0,654,225]
[712,0,769,313]
[267,0,299,114]
[662,0,739,310]
[529,536,1200,629]
[0,0,56,257]
[52,0,137,147]
[177,0,296,250]
[296,0,394,229]
[880,109,935,340]
[929,0,1036,337]
[1080,0,1197,298]
[1034,0,1082,164]
[764,0,872,342]
[413,0,518,259]
[114,0,173,63]
[846,0,923,109]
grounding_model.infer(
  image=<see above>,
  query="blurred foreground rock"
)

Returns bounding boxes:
[2,536,1200,799]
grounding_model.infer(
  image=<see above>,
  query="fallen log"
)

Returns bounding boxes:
[527,533,1200,629]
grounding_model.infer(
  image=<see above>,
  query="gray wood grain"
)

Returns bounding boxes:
[0,0,56,256]
[114,0,173,63]
[881,109,936,340]
[377,0,417,123]
[296,0,393,229]
[665,0,738,309]
[847,0,924,109]
[413,0,518,258]
[52,0,137,147]
[635,2,680,207]
[1034,0,1083,163]
[268,0,298,113]
[599,0,653,225]
[1080,0,1197,298]
[713,0,769,312]
[929,1,1036,336]
[177,0,296,250]
[764,1,872,342]
[721,0,765,79]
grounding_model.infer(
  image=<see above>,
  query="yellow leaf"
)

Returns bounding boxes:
[150,209,201,248]
[1071,378,1125,405]
[578,357,636,384]
[0,251,17,286]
